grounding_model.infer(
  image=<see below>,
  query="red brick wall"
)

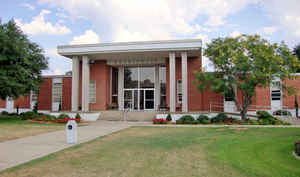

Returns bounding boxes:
[62,77,72,110]
[188,56,204,111]
[165,55,222,111]
[89,60,110,110]
[14,96,30,108]
[282,76,300,109]
[38,78,52,110]
[0,99,5,108]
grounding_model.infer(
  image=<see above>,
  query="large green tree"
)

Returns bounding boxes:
[195,34,300,120]
[0,20,48,100]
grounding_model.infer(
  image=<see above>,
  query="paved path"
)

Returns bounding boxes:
[0,120,135,171]
[1,120,299,172]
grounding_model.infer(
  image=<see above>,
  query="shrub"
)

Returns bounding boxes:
[75,113,81,120]
[176,115,195,124]
[57,113,70,119]
[211,113,228,123]
[201,119,211,124]
[166,114,172,121]
[1,111,9,115]
[176,119,184,124]
[256,111,273,120]
[20,111,37,120]
[249,120,259,125]
[197,115,209,122]
[273,110,292,116]
[153,118,168,124]
[295,141,300,156]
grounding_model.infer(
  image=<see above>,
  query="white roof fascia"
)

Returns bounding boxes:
[57,39,202,57]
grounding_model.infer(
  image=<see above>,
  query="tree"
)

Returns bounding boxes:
[294,43,300,72]
[0,20,48,99]
[195,34,300,120]
[294,43,300,59]
[65,70,72,76]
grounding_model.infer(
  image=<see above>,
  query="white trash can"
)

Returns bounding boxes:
[66,119,78,144]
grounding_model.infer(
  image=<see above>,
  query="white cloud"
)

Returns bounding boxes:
[70,30,100,44]
[38,0,259,41]
[15,10,72,36]
[261,0,300,39]
[195,34,210,45]
[43,48,72,75]
[22,3,35,10]
[263,26,279,35]
[230,30,241,38]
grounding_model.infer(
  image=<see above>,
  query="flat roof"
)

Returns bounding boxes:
[57,39,202,58]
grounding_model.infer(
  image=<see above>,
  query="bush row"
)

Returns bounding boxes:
[173,112,291,125]
[1,111,81,123]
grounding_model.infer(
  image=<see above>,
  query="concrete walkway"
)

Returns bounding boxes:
[0,120,136,171]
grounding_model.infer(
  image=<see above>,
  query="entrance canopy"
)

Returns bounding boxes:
[57,39,202,65]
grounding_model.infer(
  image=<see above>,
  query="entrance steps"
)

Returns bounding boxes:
[100,111,157,121]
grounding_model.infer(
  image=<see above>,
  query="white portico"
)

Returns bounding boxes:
[57,39,202,112]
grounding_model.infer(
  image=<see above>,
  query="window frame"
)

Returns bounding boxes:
[89,81,96,104]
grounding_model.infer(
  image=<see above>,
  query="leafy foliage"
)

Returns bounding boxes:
[195,34,300,120]
[20,111,37,120]
[166,114,172,121]
[75,113,81,119]
[176,115,195,124]
[57,113,70,119]
[211,113,228,123]
[0,20,48,99]
[273,110,292,116]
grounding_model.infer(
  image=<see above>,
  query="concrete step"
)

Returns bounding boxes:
[100,111,157,121]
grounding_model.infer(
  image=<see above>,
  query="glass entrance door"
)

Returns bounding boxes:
[123,66,155,111]
[124,89,154,111]
[144,90,154,110]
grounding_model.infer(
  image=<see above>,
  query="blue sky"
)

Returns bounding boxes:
[1,0,300,74]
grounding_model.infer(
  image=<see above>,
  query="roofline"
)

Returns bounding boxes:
[57,39,202,58]
[57,39,202,49]
[42,75,72,78]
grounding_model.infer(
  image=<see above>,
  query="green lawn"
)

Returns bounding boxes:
[1,127,300,177]
[0,115,64,142]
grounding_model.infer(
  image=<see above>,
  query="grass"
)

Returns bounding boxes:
[0,115,64,142]
[0,127,300,177]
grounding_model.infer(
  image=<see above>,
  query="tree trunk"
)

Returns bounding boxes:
[240,108,248,121]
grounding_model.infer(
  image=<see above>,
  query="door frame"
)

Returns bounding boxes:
[123,88,155,111]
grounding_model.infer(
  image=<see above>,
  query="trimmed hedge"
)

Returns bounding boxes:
[176,115,195,124]
[295,141,300,156]
[57,113,70,119]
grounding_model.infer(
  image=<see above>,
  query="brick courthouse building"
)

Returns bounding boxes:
[1,39,300,115]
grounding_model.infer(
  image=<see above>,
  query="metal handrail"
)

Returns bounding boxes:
[209,101,292,117]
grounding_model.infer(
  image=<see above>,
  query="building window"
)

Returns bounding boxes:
[31,91,38,102]
[177,79,182,104]
[271,90,281,100]
[89,81,96,103]
[52,83,62,102]
[111,67,118,106]
[160,66,166,107]
[224,89,234,101]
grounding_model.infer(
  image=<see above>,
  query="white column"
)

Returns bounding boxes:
[118,66,124,110]
[155,65,160,111]
[181,52,188,112]
[71,56,79,111]
[82,56,90,112]
[169,52,176,112]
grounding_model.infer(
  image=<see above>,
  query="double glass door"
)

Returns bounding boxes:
[124,89,154,110]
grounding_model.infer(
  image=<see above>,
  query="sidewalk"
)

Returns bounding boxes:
[0,120,133,171]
